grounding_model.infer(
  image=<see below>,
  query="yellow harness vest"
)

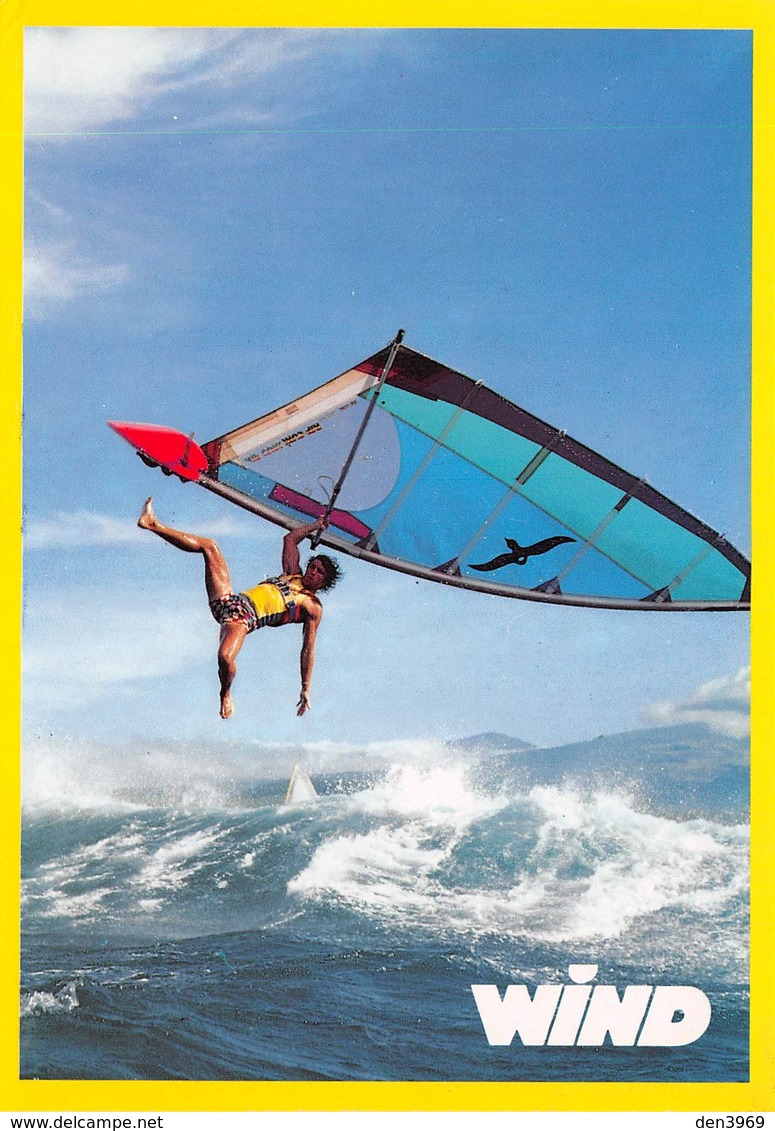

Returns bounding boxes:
[241,576,303,628]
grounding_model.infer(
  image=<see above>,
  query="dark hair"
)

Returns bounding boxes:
[308,554,342,592]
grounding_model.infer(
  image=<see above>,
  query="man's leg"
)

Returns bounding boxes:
[138,497,232,602]
[139,497,248,716]
[218,621,248,719]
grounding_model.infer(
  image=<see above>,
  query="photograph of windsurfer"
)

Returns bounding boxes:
[20,27,750,1084]
[137,498,337,718]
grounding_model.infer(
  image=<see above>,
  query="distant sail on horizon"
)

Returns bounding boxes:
[284,765,319,805]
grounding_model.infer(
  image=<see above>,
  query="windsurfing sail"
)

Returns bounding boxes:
[284,764,319,805]
[196,335,749,611]
[111,334,750,611]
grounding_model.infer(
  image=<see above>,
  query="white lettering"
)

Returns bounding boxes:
[637,986,712,1046]
[471,966,712,1049]
[568,964,598,983]
[470,984,561,1046]
[547,984,592,1045]
[576,985,653,1046]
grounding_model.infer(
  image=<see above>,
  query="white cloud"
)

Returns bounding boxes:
[23,591,211,708]
[24,510,141,550]
[23,509,252,550]
[22,28,380,318]
[25,28,232,134]
[640,666,750,738]
[24,239,128,319]
[23,27,360,136]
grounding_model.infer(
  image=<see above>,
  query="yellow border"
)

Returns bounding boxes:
[2,0,772,1114]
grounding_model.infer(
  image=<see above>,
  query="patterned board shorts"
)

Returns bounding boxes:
[209,593,260,634]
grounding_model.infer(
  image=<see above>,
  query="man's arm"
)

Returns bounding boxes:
[282,517,327,576]
[297,607,321,716]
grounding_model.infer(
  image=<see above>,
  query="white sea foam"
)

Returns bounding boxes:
[130,827,223,892]
[21,736,248,813]
[20,980,79,1017]
[21,733,460,814]
[517,785,748,941]
[345,763,504,823]
[23,816,225,923]
[288,764,503,913]
[23,825,150,920]
[289,824,448,911]
[288,767,749,957]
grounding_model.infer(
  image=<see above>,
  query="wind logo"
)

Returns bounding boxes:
[471,964,711,1048]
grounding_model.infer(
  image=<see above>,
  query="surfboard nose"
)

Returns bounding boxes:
[108,421,209,481]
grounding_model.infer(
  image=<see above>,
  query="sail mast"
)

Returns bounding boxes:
[311,329,404,548]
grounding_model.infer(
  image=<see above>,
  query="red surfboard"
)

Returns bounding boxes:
[108,421,209,482]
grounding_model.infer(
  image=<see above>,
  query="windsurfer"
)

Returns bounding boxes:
[137,497,340,719]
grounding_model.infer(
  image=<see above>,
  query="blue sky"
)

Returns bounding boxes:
[21,28,751,761]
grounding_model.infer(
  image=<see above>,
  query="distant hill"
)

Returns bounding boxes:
[454,722,749,820]
[446,731,534,754]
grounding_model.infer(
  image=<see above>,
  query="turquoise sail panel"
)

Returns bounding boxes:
[371,383,545,489]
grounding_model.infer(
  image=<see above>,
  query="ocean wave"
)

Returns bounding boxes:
[22,757,748,983]
[285,769,749,962]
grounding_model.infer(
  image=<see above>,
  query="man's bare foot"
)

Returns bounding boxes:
[138,497,157,530]
[220,691,234,719]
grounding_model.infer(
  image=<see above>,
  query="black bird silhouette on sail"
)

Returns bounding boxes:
[470,535,576,571]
